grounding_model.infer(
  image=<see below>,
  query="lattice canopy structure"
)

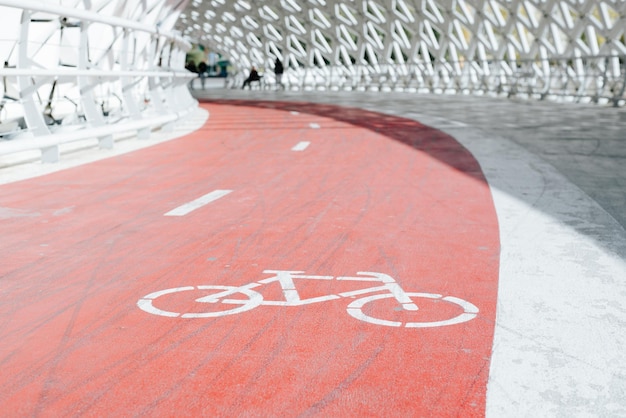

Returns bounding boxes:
[178,0,626,104]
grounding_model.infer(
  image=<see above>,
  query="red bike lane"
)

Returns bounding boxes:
[0,101,499,416]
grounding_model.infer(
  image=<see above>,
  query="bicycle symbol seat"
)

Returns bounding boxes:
[137,270,479,328]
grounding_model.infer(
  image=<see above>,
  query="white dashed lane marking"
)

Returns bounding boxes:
[165,189,233,216]
[292,141,310,151]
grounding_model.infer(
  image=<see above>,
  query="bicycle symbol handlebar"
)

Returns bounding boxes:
[137,270,479,328]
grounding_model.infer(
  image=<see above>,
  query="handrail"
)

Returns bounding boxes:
[0,0,190,49]
[0,69,196,78]
[0,109,192,163]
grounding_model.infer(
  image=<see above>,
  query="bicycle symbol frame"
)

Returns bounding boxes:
[137,270,479,328]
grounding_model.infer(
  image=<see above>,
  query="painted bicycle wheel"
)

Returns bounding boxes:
[346,292,479,328]
[137,285,263,318]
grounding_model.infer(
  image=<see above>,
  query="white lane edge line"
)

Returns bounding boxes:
[292,141,310,151]
[165,189,233,217]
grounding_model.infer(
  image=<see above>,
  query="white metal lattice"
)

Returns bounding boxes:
[0,0,196,161]
[178,0,626,104]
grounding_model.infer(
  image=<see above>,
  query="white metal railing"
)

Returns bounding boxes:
[0,0,189,48]
[0,1,197,163]
[0,110,191,163]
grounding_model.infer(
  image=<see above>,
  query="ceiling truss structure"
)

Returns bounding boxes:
[179,0,626,105]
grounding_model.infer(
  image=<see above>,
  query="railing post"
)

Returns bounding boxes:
[121,28,150,139]
[78,20,113,149]
[17,9,50,138]
[147,35,173,131]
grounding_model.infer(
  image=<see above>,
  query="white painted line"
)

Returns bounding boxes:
[290,111,300,115]
[165,189,232,216]
[291,141,310,151]
[309,123,320,129]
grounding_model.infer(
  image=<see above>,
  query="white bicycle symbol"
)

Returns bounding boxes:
[137,270,479,328]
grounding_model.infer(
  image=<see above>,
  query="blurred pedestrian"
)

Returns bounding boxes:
[185,61,197,89]
[274,58,284,90]
[242,66,262,89]
[198,61,208,89]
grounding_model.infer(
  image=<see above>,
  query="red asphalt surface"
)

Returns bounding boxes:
[0,101,500,417]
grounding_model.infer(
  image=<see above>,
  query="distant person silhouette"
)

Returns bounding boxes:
[274,58,284,89]
[198,61,208,89]
[185,61,197,89]
[242,66,262,89]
